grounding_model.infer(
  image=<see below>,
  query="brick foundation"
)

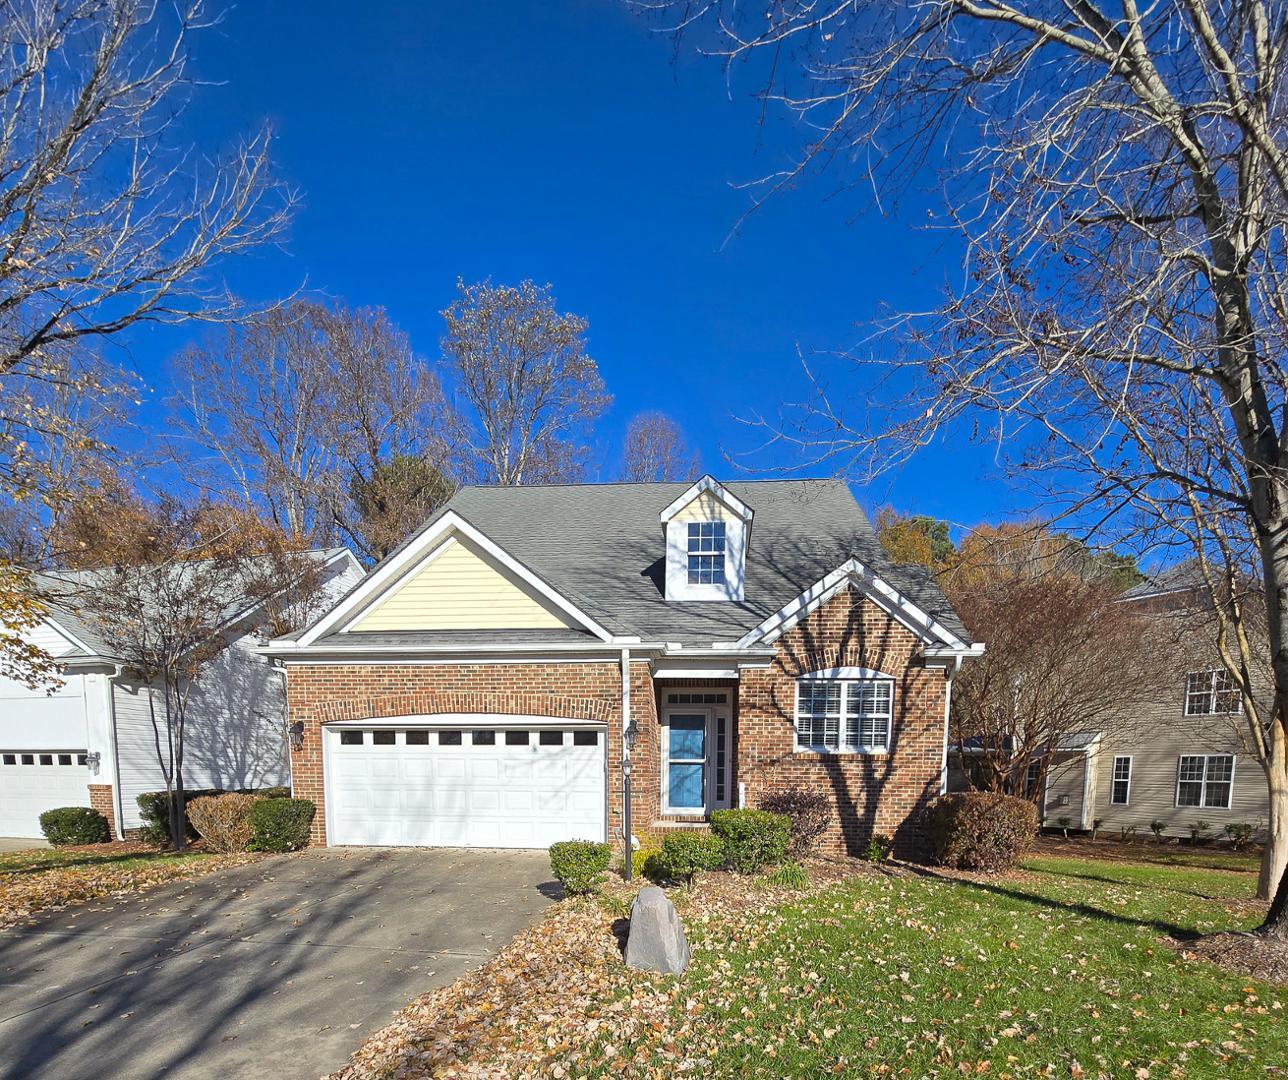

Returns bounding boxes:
[88,783,117,840]
[284,588,947,857]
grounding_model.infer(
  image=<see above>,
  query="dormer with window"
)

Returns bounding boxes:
[659,476,753,601]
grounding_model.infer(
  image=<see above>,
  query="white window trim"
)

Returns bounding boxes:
[685,521,728,587]
[1183,669,1240,717]
[1174,753,1237,810]
[1110,754,1132,806]
[793,674,894,755]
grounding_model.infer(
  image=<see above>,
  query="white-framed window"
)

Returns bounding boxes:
[1184,669,1240,716]
[1176,754,1235,809]
[795,676,893,753]
[686,521,726,585]
[1110,755,1132,805]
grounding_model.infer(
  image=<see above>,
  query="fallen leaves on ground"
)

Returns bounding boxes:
[1180,931,1288,986]
[0,843,259,928]
[329,863,845,1080]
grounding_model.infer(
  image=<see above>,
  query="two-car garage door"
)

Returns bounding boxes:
[325,722,606,848]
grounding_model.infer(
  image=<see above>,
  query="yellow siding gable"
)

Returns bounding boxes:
[671,489,728,523]
[349,536,575,632]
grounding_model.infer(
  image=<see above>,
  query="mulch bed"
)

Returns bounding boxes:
[1031,834,1262,863]
[1178,931,1288,986]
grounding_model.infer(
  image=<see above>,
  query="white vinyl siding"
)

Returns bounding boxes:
[795,677,892,753]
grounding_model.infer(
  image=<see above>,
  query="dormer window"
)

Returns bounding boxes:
[659,475,753,602]
[687,522,726,585]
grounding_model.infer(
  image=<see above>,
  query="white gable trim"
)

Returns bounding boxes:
[658,474,753,526]
[38,614,97,658]
[296,511,612,646]
[733,558,974,652]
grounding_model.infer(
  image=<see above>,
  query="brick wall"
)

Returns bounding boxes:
[286,661,639,847]
[738,585,948,857]
[88,783,116,840]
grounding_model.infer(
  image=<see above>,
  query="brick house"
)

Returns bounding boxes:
[267,477,982,855]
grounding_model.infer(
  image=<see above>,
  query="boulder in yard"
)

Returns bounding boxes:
[624,885,690,975]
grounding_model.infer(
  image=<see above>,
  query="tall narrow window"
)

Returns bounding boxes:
[795,677,893,753]
[687,521,726,585]
[1176,754,1235,808]
[1110,756,1132,805]
[1184,670,1240,716]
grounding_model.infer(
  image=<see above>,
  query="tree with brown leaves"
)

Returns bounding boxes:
[620,412,700,483]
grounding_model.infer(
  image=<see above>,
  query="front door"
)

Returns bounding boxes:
[662,707,733,816]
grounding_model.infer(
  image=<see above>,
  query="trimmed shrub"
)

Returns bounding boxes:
[548,840,612,895]
[136,788,224,846]
[1226,822,1255,850]
[256,786,292,800]
[39,806,110,846]
[248,798,315,852]
[659,830,725,885]
[710,808,791,873]
[621,831,662,880]
[758,786,833,856]
[187,793,257,853]
[926,792,1039,872]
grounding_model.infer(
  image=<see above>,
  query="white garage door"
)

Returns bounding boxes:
[0,750,92,837]
[325,724,606,848]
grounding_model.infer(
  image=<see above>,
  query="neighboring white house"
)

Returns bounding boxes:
[0,548,363,839]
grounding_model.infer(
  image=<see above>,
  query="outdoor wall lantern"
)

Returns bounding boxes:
[289,721,305,751]
[86,751,101,775]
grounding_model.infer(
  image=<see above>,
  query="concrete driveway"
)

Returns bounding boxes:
[0,848,556,1079]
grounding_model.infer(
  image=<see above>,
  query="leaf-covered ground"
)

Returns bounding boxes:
[0,842,258,928]
[332,848,1284,1079]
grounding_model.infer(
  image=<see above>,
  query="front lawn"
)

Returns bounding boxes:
[334,849,1283,1079]
[0,842,258,928]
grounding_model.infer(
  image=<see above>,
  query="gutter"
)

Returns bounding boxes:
[621,647,633,880]
[939,654,963,795]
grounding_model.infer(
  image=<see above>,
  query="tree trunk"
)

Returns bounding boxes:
[1259,730,1288,901]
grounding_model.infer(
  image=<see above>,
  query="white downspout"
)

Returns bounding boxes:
[939,655,962,795]
[620,647,633,879]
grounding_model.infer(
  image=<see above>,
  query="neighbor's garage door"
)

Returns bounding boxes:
[0,750,91,837]
[325,724,606,848]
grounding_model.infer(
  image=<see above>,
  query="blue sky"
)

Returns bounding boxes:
[116,0,1031,530]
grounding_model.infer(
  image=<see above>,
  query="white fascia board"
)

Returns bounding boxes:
[657,475,754,525]
[295,511,613,646]
[734,559,971,651]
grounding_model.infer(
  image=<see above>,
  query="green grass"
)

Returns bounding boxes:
[594,852,1282,1078]
[0,845,216,875]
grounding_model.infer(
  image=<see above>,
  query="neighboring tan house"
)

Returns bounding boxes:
[0,548,363,839]
[1028,563,1270,839]
[265,477,983,855]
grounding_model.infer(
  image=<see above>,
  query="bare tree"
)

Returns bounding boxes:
[646,0,1288,934]
[171,300,458,560]
[945,526,1152,799]
[65,496,325,849]
[0,0,292,682]
[441,279,610,485]
[620,411,700,482]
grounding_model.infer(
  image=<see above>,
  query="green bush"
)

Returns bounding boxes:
[863,833,893,863]
[710,808,791,873]
[659,830,725,884]
[1225,822,1255,850]
[248,798,315,852]
[758,786,833,856]
[926,792,1039,872]
[621,831,662,880]
[39,806,110,846]
[548,840,612,895]
[257,786,292,800]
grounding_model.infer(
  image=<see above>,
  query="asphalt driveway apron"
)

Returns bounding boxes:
[0,848,555,1079]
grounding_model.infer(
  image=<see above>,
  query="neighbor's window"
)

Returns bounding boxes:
[1176,754,1235,809]
[1184,669,1240,716]
[1110,756,1132,805]
[795,677,892,752]
[687,521,726,585]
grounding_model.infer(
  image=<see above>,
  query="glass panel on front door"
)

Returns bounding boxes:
[668,714,707,810]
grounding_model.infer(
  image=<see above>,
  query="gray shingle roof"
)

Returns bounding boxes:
[341,479,968,648]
